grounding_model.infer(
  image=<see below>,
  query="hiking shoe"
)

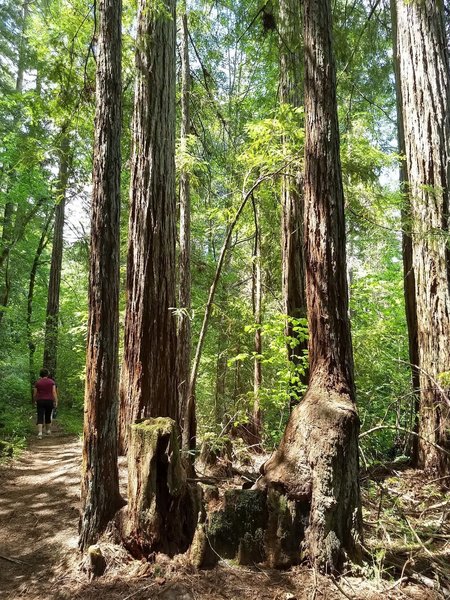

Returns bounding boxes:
[46,431,51,435]
[38,433,42,439]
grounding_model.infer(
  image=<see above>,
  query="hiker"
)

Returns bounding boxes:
[33,368,58,439]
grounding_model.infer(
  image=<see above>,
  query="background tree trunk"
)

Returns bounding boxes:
[43,131,70,378]
[390,0,420,465]
[396,0,450,474]
[119,0,177,453]
[261,0,362,571]
[79,0,124,550]
[279,0,307,397]
[177,10,196,456]
[27,212,52,396]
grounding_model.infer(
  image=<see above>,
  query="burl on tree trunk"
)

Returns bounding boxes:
[121,418,199,557]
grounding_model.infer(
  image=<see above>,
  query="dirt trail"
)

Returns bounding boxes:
[0,424,81,599]
[0,428,442,600]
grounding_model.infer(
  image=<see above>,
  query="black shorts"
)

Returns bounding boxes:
[36,399,54,425]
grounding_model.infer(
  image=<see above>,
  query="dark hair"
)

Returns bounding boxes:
[40,368,49,377]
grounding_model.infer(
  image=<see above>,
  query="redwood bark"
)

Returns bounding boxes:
[177,11,196,455]
[43,131,70,378]
[119,0,178,453]
[261,0,362,571]
[279,0,307,389]
[79,0,124,550]
[396,0,450,473]
[390,0,420,464]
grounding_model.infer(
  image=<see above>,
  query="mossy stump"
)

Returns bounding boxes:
[121,418,199,558]
[264,488,306,568]
[207,489,267,565]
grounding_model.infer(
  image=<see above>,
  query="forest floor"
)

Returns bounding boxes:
[0,427,448,600]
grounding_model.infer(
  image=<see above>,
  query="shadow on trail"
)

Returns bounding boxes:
[0,432,81,599]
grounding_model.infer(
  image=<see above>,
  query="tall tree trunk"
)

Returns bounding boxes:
[177,11,195,455]
[261,0,362,571]
[279,0,307,396]
[119,0,177,453]
[396,0,450,474]
[390,0,420,465]
[27,212,52,396]
[43,131,70,378]
[79,0,124,550]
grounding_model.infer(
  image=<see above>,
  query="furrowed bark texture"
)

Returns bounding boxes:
[279,0,307,382]
[119,0,177,452]
[262,0,362,571]
[79,0,124,550]
[390,0,420,464]
[177,12,196,455]
[43,132,69,378]
[396,0,450,473]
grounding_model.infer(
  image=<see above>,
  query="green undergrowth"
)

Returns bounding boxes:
[0,399,83,460]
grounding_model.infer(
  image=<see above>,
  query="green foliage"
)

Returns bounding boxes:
[227,314,308,447]
[0,0,421,476]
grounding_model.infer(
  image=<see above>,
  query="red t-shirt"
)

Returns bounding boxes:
[34,377,55,400]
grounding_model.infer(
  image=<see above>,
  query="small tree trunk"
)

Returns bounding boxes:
[261,0,362,571]
[396,0,450,473]
[79,0,124,550]
[0,202,14,326]
[251,197,262,443]
[43,131,70,377]
[119,0,178,453]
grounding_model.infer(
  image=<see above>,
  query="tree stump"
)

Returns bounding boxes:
[198,437,233,478]
[121,418,199,557]
[207,489,267,565]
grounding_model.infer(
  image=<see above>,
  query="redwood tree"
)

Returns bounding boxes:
[79,0,124,550]
[262,0,361,570]
[390,0,420,464]
[395,0,450,473]
[119,0,177,452]
[279,0,307,391]
[177,10,195,455]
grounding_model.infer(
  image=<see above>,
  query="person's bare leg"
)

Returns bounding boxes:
[37,424,43,438]
[45,424,51,435]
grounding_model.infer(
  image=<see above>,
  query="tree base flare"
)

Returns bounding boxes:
[260,387,362,572]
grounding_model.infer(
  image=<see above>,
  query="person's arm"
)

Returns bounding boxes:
[33,386,37,404]
[52,385,58,407]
